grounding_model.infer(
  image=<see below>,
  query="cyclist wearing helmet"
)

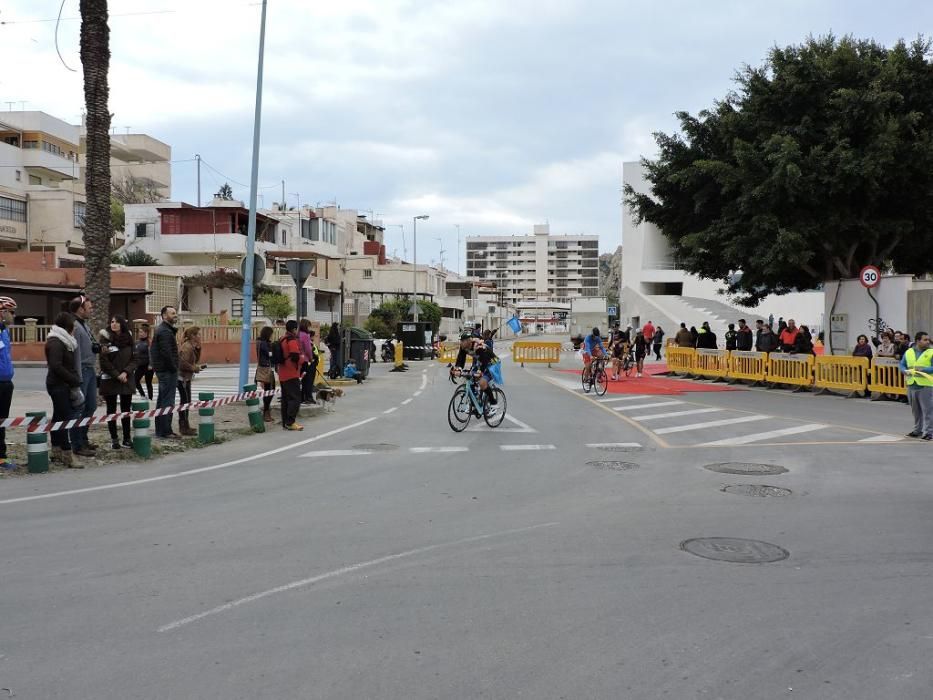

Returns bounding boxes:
[451,331,500,415]
[0,296,16,469]
[582,326,605,382]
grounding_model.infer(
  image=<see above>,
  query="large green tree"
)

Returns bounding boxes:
[624,35,933,305]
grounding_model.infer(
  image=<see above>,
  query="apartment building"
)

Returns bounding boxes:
[465,224,600,305]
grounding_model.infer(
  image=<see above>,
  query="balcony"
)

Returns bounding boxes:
[109,134,170,163]
[22,149,79,180]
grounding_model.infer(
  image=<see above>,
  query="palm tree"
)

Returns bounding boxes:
[80,0,112,334]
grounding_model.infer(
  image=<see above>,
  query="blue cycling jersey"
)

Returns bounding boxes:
[584,334,605,355]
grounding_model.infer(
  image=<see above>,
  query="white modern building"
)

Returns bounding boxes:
[465,224,600,305]
[621,161,824,337]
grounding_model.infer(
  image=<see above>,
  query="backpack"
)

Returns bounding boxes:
[271,336,287,367]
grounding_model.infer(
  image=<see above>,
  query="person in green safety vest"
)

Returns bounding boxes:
[899,331,933,440]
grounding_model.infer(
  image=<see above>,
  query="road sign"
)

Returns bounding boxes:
[284,260,314,287]
[607,306,617,316]
[240,253,266,285]
[860,265,881,288]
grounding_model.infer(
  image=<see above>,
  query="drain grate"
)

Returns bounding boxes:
[722,484,792,497]
[352,443,399,452]
[587,460,639,472]
[680,537,789,563]
[704,462,788,476]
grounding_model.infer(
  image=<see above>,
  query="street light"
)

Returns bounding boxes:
[412,214,429,322]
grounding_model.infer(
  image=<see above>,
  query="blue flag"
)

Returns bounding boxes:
[507,316,522,334]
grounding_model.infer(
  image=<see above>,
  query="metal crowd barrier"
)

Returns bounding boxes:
[512,341,562,367]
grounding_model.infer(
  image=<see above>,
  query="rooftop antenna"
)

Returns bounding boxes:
[434,236,446,270]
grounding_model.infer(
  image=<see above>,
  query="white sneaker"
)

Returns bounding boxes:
[636,373,642,378]
[486,405,499,417]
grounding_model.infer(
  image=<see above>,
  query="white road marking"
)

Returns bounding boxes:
[0,417,380,506]
[613,401,683,412]
[585,442,642,448]
[383,407,398,414]
[500,444,556,451]
[401,398,413,405]
[633,408,723,421]
[466,414,537,434]
[159,522,560,633]
[410,446,470,453]
[701,423,828,446]
[420,375,428,390]
[301,449,374,457]
[413,391,423,397]
[858,434,905,443]
[655,414,769,435]
[597,395,650,403]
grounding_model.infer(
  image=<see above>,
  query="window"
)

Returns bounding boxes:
[277,261,289,276]
[146,273,178,313]
[74,202,87,228]
[0,196,26,222]
[29,174,41,186]
[363,269,372,279]
[135,222,150,238]
[23,140,38,149]
[14,170,21,182]
[231,298,264,318]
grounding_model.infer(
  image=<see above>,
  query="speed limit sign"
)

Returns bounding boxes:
[860,265,881,288]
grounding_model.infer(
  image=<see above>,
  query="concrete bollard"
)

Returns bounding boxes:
[132,399,151,458]
[243,383,265,433]
[25,411,49,473]
[198,392,215,444]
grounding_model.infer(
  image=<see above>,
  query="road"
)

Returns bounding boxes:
[1,353,932,699]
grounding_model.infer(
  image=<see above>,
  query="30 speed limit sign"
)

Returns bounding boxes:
[860,265,881,288]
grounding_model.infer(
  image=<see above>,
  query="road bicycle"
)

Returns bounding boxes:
[447,369,507,432]
[582,355,609,396]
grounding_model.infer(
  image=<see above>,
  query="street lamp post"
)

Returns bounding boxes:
[412,214,429,322]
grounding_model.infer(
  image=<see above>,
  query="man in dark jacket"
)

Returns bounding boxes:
[326,322,342,379]
[724,323,738,351]
[755,319,778,353]
[674,323,693,348]
[695,322,717,349]
[0,296,16,469]
[150,306,180,439]
[736,319,754,351]
[68,295,99,456]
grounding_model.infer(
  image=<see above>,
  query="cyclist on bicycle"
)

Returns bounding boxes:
[582,327,605,382]
[451,332,500,416]
[610,336,627,381]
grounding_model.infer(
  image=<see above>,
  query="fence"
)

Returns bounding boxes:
[693,349,730,380]
[814,356,870,396]
[728,351,768,384]
[767,353,815,389]
[437,342,460,363]
[666,347,696,375]
[868,356,907,397]
[512,341,561,367]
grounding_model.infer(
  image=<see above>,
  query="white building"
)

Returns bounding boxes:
[465,224,600,305]
[621,161,824,337]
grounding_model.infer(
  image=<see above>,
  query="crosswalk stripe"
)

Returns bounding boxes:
[597,395,649,403]
[614,401,683,412]
[858,434,904,443]
[633,408,722,421]
[700,423,827,446]
[301,449,374,457]
[655,414,769,435]
[410,446,470,453]
[500,444,556,451]
[585,442,642,448]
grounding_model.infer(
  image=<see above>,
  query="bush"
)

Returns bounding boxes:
[257,291,293,321]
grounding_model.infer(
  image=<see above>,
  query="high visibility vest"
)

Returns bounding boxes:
[905,347,933,387]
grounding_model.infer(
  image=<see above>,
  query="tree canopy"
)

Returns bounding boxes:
[364,298,442,337]
[624,35,933,305]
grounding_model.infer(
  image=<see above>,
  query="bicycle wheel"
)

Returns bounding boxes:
[581,367,593,393]
[447,387,472,432]
[595,368,609,396]
[484,388,507,427]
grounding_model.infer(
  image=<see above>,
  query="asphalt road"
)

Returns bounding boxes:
[1,354,932,699]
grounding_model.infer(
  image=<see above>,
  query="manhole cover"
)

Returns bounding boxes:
[722,484,792,497]
[587,460,639,472]
[680,537,789,563]
[704,462,788,476]
[352,443,399,452]
[595,445,643,453]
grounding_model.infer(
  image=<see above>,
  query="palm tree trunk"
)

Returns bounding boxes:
[80,0,112,335]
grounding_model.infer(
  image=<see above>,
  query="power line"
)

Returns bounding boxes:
[0,158,196,169]
[199,158,278,190]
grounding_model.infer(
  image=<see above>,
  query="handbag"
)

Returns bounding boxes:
[255,366,274,384]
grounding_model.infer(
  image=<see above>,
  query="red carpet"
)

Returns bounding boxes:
[556,363,736,395]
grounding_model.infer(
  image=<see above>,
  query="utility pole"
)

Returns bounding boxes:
[412,215,429,322]
[281,180,285,211]
[434,236,446,270]
[195,154,201,206]
[455,224,461,274]
[237,0,268,389]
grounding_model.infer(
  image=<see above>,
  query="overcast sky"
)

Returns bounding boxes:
[2,0,931,269]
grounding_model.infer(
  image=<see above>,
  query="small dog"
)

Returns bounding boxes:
[316,386,344,412]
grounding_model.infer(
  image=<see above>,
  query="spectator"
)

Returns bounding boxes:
[344,358,364,384]
[876,330,897,358]
[853,334,873,359]
[472,322,483,338]
[150,305,180,439]
[642,320,655,346]
[67,295,99,457]
[255,326,277,423]
[298,319,315,404]
[45,312,82,468]
[278,320,303,431]
[689,326,699,346]
[778,317,786,335]
[98,316,136,450]
[736,319,754,351]
[133,325,154,400]
[796,325,815,354]
[768,313,774,329]
[755,320,778,353]
[482,329,495,352]
[675,323,693,347]
[326,322,342,379]
[177,326,206,437]
[652,326,665,361]
[901,331,933,439]
[724,323,738,351]
[695,321,717,349]
[778,318,801,353]
[893,331,910,360]
[0,296,16,469]
[308,329,321,402]
[633,330,648,377]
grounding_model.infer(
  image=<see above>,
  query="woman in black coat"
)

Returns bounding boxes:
[99,316,137,449]
[45,312,82,468]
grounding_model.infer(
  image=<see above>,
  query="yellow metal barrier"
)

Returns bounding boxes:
[437,342,459,363]
[767,353,814,389]
[728,351,768,383]
[694,349,730,379]
[868,357,907,397]
[512,341,561,367]
[814,355,870,396]
[666,347,696,375]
